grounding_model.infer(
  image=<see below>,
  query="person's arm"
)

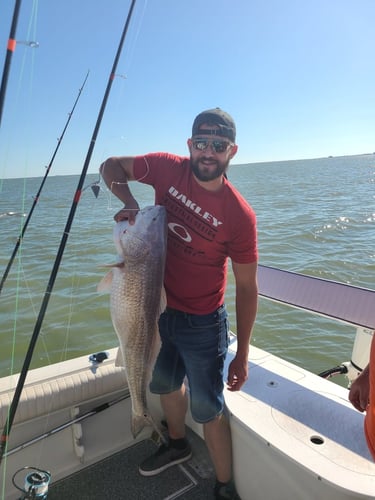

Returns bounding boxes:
[227,260,258,392]
[349,364,370,412]
[99,156,139,223]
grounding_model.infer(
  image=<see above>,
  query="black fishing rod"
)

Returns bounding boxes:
[0,71,89,295]
[0,0,138,465]
[0,0,22,128]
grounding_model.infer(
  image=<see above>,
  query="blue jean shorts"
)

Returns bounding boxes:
[149,304,229,423]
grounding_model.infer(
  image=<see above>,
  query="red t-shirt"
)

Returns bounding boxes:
[365,334,375,460]
[133,152,258,314]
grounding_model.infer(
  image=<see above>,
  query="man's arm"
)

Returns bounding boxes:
[227,260,258,391]
[349,364,370,412]
[99,156,139,223]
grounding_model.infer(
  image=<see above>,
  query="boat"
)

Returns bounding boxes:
[1,3,375,499]
[0,265,374,499]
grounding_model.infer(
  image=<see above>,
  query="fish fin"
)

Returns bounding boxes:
[131,413,154,438]
[97,270,113,293]
[145,326,161,386]
[159,286,167,316]
[115,347,125,367]
[99,260,124,268]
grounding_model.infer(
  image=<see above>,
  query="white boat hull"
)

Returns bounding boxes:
[1,339,374,499]
[224,341,375,500]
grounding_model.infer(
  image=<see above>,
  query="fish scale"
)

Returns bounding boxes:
[98,205,167,437]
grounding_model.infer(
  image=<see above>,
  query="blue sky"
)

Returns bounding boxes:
[0,0,374,179]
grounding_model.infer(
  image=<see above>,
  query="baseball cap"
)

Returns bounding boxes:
[192,108,236,142]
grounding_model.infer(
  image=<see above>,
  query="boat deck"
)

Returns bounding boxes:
[48,427,216,499]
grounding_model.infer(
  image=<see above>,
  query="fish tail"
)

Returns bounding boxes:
[131,413,153,438]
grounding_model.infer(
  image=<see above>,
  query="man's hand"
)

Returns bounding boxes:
[349,366,370,412]
[227,355,248,392]
[114,199,140,224]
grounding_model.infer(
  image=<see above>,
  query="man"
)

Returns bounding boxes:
[100,108,258,500]
[349,334,375,460]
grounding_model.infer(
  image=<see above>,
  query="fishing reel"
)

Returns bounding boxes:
[12,466,51,499]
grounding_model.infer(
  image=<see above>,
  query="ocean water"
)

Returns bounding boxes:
[0,154,374,385]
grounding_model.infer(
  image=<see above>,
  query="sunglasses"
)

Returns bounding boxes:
[192,138,233,154]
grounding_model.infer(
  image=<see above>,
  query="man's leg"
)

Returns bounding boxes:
[203,413,232,483]
[139,385,191,476]
[204,413,241,499]
[161,384,188,438]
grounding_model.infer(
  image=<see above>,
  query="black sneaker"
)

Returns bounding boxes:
[214,480,241,500]
[139,442,192,476]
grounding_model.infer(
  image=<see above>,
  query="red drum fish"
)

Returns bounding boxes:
[98,205,167,437]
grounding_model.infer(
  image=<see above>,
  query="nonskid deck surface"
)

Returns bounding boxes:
[48,428,215,500]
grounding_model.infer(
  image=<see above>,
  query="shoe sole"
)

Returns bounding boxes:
[138,450,192,477]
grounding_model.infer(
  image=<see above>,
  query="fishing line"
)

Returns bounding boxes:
[118,0,148,77]
[0,0,39,188]
[100,155,150,213]
[95,0,147,163]
[33,179,105,369]
[0,0,138,465]
[0,71,89,296]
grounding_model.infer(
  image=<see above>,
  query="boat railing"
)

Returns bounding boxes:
[258,265,375,329]
[257,264,375,380]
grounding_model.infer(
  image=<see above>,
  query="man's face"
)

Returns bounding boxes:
[188,126,237,182]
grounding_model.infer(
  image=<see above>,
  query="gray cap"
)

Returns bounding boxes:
[192,108,236,142]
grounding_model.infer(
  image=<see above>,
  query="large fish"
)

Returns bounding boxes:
[98,205,167,437]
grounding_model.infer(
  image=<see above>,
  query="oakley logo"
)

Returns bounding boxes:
[168,187,223,227]
[168,223,192,242]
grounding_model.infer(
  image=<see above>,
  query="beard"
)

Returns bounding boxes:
[190,156,229,182]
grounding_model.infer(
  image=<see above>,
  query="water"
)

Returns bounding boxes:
[0,155,374,385]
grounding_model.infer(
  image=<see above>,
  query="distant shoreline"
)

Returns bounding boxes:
[234,152,375,168]
[2,152,374,180]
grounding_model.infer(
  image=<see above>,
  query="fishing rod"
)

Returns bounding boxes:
[0,0,138,465]
[0,70,89,295]
[6,392,130,457]
[0,0,22,128]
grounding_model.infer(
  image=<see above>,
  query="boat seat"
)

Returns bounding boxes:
[0,348,126,427]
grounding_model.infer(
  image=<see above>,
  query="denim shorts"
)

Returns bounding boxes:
[149,304,229,423]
